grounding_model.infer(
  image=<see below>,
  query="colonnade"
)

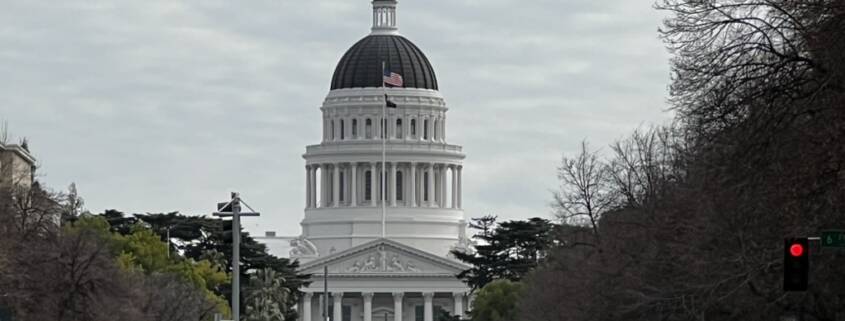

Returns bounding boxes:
[300,291,469,321]
[322,113,446,143]
[305,162,462,209]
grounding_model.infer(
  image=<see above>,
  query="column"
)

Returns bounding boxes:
[370,163,377,207]
[332,292,343,321]
[355,117,361,140]
[427,163,435,207]
[351,163,358,207]
[467,293,475,313]
[388,114,394,139]
[308,166,314,208]
[423,292,434,321]
[440,166,447,207]
[451,166,457,209]
[363,292,373,321]
[433,166,440,207]
[390,162,397,207]
[392,292,404,321]
[452,292,464,319]
[442,117,447,142]
[321,165,328,208]
[318,294,325,321]
[409,162,416,207]
[302,293,313,321]
[331,118,337,141]
[306,166,311,208]
[457,166,463,209]
[346,116,352,140]
[375,115,381,140]
[405,116,411,140]
[427,117,434,142]
[333,164,340,207]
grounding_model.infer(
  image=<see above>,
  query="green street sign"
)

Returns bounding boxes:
[821,230,845,248]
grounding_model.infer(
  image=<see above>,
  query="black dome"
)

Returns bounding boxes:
[331,35,438,90]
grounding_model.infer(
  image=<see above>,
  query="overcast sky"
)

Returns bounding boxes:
[1,0,672,236]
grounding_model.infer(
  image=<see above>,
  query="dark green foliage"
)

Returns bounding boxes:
[452,216,557,291]
[98,211,309,321]
[470,280,523,321]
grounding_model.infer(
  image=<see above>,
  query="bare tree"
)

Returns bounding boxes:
[137,274,219,321]
[608,125,689,210]
[553,141,615,242]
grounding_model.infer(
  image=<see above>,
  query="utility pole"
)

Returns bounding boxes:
[214,192,260,321]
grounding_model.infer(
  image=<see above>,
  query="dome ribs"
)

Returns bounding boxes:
[407,40,437,89]
[395,35,423,89]
[389,36,409,88]
[329,35,438,90]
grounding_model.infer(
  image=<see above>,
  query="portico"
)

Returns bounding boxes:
[297,239,470,321]
[300,291,467,321]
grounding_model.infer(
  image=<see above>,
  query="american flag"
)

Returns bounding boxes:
[383,69,404,87]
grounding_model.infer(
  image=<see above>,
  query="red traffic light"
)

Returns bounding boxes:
[789,243,805,257]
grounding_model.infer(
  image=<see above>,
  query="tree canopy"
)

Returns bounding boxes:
[452,216,557,291]
[517,1,845,320]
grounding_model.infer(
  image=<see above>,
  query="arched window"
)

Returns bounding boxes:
[396,119,403,139]
[396,171,403,201]
[365,119,373,139]
[365,171,372,200]
[340,120,345,140]
[423,119,429,140]
[352,119,358,138]
[410,119,416,137]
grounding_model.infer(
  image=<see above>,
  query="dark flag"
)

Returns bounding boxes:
[385,94,397,108]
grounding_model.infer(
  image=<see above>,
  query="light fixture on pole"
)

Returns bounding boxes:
[213,192,260,321]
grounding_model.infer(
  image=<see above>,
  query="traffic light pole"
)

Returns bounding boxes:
[214,192,260,321]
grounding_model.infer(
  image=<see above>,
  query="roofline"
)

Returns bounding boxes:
[299,237,470,271]
[0,143,36,165]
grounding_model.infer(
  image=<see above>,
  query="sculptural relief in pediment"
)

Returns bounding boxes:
[333,244,450,274]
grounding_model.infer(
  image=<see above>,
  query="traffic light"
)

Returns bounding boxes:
[783,237,809,291]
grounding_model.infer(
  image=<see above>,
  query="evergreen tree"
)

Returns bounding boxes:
[452,216,557,291]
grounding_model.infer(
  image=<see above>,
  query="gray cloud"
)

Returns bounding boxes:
[1,0,671,235]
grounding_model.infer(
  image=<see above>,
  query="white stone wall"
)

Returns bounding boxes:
[0,144,35,190]
[299,87,466,259]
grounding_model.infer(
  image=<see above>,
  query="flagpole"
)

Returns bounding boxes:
[381,61,387,239]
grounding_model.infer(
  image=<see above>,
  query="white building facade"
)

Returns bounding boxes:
[292,2,472,321]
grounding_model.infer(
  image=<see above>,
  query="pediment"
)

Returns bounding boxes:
[300,238,469,276]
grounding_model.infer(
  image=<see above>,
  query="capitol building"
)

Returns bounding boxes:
[288,1,473,321]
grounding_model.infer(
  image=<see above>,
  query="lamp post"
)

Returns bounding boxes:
[213,192,260,321]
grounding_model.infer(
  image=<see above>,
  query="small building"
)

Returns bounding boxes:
[0,142,36,190]
[253,231,295,258]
